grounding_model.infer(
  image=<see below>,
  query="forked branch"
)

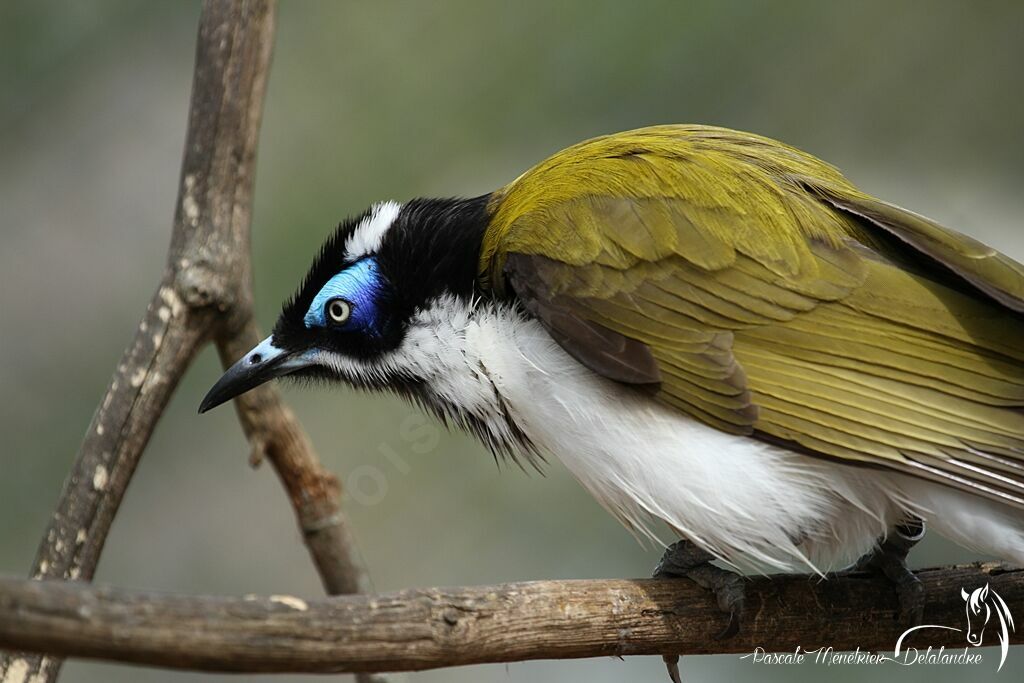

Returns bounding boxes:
[0,1,370,681]
[4,1,1022,682]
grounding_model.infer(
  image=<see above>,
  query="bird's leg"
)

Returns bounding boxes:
[654,540,746,683]
[854,517,926,624]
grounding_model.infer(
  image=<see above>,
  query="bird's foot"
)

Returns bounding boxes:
[854,518,926,625]
[654,540,746,683]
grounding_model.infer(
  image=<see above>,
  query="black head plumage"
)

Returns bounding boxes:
[271,195,493,361]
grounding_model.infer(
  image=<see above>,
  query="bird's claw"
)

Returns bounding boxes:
[683,561,746,638]
[655,540,746,681]
[894,572,925,625]
[854,518,926,626]
[663,654,682,683]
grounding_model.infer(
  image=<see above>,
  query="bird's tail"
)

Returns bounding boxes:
[898,475,1024,564]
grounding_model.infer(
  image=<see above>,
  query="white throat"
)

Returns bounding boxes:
[316,296,536,459]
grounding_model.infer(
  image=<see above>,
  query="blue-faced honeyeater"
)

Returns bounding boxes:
[201,126,1024,675]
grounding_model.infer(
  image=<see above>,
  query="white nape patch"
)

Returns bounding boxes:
[344,200,401,260]
[316,297,1024,574]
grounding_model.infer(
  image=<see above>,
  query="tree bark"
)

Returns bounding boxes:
[0,564,1019,674]
[0,1,372,680]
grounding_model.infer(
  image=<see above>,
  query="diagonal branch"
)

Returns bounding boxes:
[0,564,1020,674]
[0,1,372,681]
[216,319,369,595]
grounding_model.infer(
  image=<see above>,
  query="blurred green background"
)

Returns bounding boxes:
[1,1,1022,681]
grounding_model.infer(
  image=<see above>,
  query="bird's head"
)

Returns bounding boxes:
[199,196,491,413]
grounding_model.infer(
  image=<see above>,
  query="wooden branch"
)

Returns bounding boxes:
[0,1,372,680]
[216,320,369,595]
[0,565,1019,674]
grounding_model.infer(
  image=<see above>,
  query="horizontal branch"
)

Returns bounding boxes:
[0,564,1019,674]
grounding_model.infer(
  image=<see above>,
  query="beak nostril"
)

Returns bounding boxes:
[249,353,262,365]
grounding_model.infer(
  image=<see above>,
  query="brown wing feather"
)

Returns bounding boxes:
[506,253,661,385]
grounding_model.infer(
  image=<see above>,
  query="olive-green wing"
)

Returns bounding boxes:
[815,187,1024,313]
[482,125,1024,508]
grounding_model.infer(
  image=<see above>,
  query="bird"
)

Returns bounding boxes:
[201,125,1024,678]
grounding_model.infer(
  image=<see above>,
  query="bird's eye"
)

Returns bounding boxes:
[326,298,351,325]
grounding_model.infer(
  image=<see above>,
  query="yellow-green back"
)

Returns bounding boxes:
[481,125,1024,508]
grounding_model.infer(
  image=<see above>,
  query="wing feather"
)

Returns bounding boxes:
[482,125,1024,508]
[817,189,1024,312]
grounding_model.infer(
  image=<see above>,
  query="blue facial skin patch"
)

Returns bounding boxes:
[304,258,384,336]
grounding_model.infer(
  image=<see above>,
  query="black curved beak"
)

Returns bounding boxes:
[198,336,312,413]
